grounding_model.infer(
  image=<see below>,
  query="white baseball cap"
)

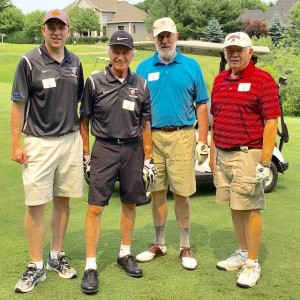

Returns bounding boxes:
[153,17,177,37]
[223,32,252,48]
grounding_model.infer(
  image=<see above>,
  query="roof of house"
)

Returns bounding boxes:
[64,0,147,22]
[108,1,148,23]
[239,0,299,24]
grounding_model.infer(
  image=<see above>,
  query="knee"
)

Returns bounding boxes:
[88,205,104,217]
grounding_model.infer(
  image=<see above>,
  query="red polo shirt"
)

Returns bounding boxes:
[211,61,281,149]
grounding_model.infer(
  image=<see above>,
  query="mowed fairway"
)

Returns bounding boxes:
[0,43,299,300]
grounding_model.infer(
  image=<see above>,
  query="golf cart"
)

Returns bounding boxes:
[135,40,289,193]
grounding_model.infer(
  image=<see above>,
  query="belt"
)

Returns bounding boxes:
[152,125,193,132]
[97,137,141,144]
[216,146,257,152]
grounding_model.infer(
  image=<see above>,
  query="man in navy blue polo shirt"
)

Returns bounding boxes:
[11,9,84,293]
[80,31,154,295]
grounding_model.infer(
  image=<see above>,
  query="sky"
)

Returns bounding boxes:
[11,0,276,15]
[11,0,142,14]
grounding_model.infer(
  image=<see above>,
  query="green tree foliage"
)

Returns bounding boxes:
[268,15,285,46]
[0,6,24,34]
[24,10,45,42]
[0,0,11,12]
[203,18,223,42]
[243,19,268,37]
[68,6,99,36]
[139,0,268,39]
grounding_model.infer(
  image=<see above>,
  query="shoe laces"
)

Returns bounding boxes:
[84,269,98,279]
[21,266,38,281]
[58,255,72,269]
[237,264,255,277]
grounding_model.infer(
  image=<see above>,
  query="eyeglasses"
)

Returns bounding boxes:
[224,48,249,56]
[156,32,174,41]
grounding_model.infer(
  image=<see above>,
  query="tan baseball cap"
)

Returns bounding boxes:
[224,32,252,48]
[153,17,177,37]
[43,9,69,26]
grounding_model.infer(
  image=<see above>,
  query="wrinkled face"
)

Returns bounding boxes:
[224,46,253,73]
[154,31,178,62]
[42,19,70,49]
[108,45,134,77]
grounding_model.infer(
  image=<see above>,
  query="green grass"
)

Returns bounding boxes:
[1,44,300,299]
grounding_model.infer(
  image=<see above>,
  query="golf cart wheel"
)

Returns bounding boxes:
[264,161,278,193]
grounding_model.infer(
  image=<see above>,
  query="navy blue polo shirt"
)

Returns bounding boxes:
[11,42,84,137]
[80,66,151,139]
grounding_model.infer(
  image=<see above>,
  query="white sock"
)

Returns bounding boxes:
[119,244,131,258]
[85,257,97,271]
[246,258,259,268]
[32,261,44,270]
[50,251,59,260]
[239,249,248,259]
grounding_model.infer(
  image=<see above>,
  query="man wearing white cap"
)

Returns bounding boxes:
[11,9,84,293]
[209,32,281,288]
[136,17,209,270]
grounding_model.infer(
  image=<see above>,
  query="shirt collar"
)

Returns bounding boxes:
[39,42,70,65]
[105,66,135,85]
[225,60,255,79]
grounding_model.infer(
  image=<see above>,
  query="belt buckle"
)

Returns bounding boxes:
[117,139,125,144]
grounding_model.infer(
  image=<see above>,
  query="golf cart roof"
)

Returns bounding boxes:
[134,40,270,57]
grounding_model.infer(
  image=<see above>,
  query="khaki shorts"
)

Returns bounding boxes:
[213,147,265,210]
[22,131,83,206]
[150,127,196,197]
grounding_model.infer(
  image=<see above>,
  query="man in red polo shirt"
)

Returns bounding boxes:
[209,32,281,288]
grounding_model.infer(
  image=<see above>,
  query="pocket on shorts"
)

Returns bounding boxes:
[233,176,257,196]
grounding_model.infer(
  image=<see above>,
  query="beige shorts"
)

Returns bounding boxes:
[213,147,265,210]
[22,131,83,206]
[150,127,196,197]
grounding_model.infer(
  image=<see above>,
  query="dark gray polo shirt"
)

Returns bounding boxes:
[80,67,151,139]
[11,42,84,137]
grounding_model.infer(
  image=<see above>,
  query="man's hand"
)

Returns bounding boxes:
[143,159,157,183]
[195,141,209,165]
[11,146,28,164]
[256,162,270,184]
[83,154,91,184]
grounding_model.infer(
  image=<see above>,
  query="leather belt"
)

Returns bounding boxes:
[97,137,140,144]
[216,146,257,152]
[152,125,193,132]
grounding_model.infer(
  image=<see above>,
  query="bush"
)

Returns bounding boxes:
[5,31,42,44]
[67,36,102,45]
[100,35,109,43]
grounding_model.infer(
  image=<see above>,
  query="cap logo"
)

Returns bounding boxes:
[227,34,240,42]
[51,10,61,17]
[117,37,128,40]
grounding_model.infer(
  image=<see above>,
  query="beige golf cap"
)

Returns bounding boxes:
[43,9,69,25]
[223,32,252,48]
[153,17,177,37]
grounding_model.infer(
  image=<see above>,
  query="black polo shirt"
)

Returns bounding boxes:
[11,42,84,137]
[80,67,151,139]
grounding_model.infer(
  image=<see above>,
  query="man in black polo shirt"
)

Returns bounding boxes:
[80,31,154,295]
[11,9,84,293]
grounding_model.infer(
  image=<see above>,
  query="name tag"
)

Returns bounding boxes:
[42,78,56,89]
[148,72,160,81]
[238,83,251,92]
[122,100,135,111]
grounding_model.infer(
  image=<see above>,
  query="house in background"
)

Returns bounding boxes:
[64,0,151,41]
[239,0,299,26]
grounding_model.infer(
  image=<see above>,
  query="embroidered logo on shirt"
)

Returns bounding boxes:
[129,88,138,98]
[69,67,78,77]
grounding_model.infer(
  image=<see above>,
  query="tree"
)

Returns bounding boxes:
[68,6,99,36]
[23,10,45,42]
[268,15,285,46]
[243,19,268,38]
[0,6,24,34]
[0,0,11,12]
[203,19,223,42]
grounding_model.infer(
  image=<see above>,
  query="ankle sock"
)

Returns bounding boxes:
[85,257,97,271]
[239,249,248,259]
[32,261,44,270]
[119,244,131,258]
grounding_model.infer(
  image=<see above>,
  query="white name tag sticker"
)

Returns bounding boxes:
[238,83,251,92]
[122,100,135,111]
[42,78,56,89]
[148,72,160,81]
